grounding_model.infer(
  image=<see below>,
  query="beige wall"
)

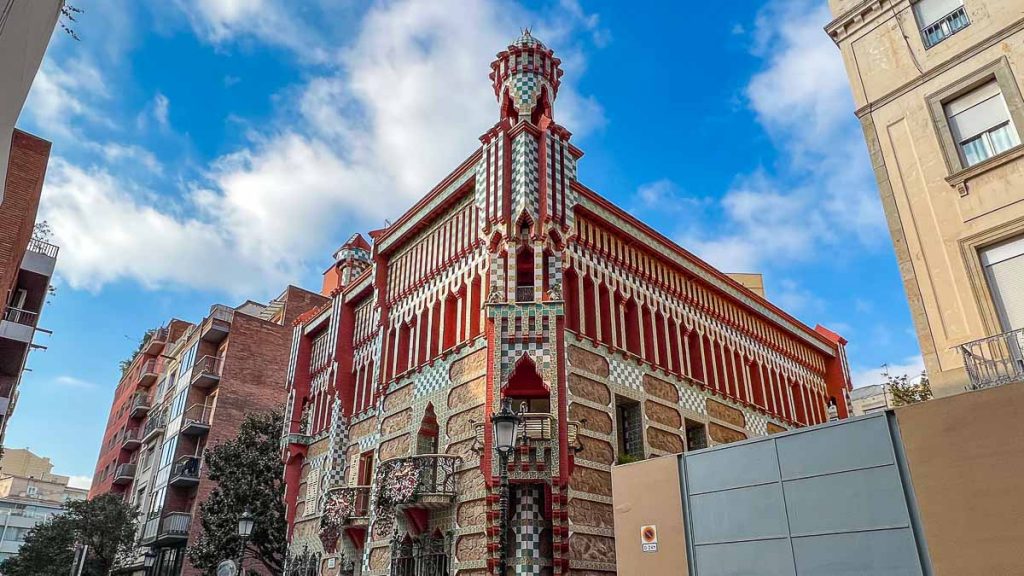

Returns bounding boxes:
[0,0,61,204]
[611,455,689,575]
[725,273,765,299]
[895,382,1024,575]
[828,0,1024,396]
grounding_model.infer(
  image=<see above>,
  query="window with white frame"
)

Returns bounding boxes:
[944,81,1021,167]
[914,0,969,47]
[980,235,1024,332]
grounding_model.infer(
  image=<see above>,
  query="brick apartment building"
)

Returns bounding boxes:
[280,32,853,576]
[89,287,326,576]
[90,319,191,498]
[0,130,58,447]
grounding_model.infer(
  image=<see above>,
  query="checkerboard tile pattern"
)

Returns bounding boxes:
[607,356,643,390]
[508,71,546,117]
[679,384,706,415]
[511,132,540,221]
[325,398,349,489]
[414,361,450,398]
[498,314,554,380]
[746,412,768,437]
[513,485,546,576]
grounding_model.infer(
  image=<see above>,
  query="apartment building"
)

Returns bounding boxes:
[280,32,854,576]
[0,130,58,447]
[0,448,87,564]
[95,287,325,576]
[0,0,62,448]
[827,0,1024,396]
[90,320,191,498]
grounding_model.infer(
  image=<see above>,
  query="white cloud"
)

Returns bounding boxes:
[23,58,108,138]
[677,0,885,273]
[66,475,93,489]
[153,93,170,127]
[173,0,328,61]
[52,375,98,389]
[39,0,606,294]
[94,142,164,175]
[850,355,925,389]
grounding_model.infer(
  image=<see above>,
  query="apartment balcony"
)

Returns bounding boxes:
[961,328,1024,390]
[140,511,191,546]
[180,404,211,436]
[121,427,143,450]
[112,462,136,485]
[136,358,159,388]
[0,307,37,345]
[129,392,151,419]
[141,414,166,443]
[199,305,233,343]
[21,238,58,278]
[142,327,169,357]
[168,455,201,488]
[376,454,461,511]
[190,355,222,389]
[473,414,583,476]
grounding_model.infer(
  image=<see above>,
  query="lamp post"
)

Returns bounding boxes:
[237,509,255,576]
[491,399,523,576]
[143,550,156,576]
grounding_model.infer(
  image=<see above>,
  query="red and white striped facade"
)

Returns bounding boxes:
[282,31,852,576]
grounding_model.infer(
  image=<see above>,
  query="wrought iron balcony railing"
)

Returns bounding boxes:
[472,413,584,472]
[376,454,461,511]
[141,511,191,545]
[391,532,450,576]
[130,392,151,418]
[181,403,212,436]
[112,462,136,484]
[960,327,1024,390]
[136,358,159,387]
[142,412,166,442]
[169,455,201,487]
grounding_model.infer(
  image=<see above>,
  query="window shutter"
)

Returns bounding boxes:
[304,468,320,516]
[946,82,1011,142]
[913,0,964,27]
[982,236,1024,331]
[347,453,361,486]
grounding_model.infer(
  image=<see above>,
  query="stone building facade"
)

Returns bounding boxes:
[827,0,1024,395]
[282,32,853,576]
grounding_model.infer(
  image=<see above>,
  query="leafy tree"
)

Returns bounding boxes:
[888,371,933,406]
[187,411,288,575]
[0,494,137,576]
[119,328,157,377]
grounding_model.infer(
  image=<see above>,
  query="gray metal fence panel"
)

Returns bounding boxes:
[680,413,928,576]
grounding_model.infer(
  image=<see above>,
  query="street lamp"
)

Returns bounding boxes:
[143,549,156,575]
[237,509,255,575]
[491,399,523,575]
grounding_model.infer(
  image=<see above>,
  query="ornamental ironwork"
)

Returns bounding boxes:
[375,454,461,511]
[390,532,450,576]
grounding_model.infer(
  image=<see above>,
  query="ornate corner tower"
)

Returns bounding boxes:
[477,30,583,576]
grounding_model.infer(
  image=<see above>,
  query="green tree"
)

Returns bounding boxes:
[119,328,157,377]
[187,411,288,575]
[888,371,933,406]
[0,494,137,576]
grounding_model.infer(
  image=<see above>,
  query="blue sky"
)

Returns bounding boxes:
[7,0,923,486]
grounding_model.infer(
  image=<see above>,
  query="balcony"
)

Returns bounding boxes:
[136,359,159,388]
[112,462,136,485]
[325,485,371,529]
[180,404,211,436]
[376,454,461,511]
[141,512,191,546]
[129,392,151,419]
[141,413,166,443]
[121,428,143,450]
[0,307,37,344]
[21,238,58,277]
[199,305,233,343]
[961,328,1024,390]
[190,355,222,389]
[142,327,169,357]
[168,455,201,488]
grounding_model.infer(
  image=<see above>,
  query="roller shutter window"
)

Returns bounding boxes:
[945,81,1021,167]
[981,235,1024,332]
[913,0,969,47]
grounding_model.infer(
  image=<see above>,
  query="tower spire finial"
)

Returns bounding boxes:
[489,30,564,123]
